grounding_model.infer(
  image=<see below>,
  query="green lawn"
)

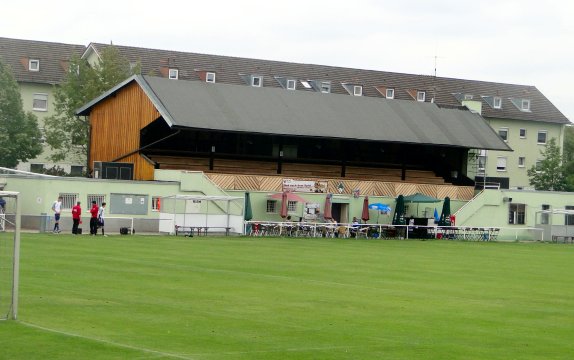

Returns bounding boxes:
[1,233,574,359]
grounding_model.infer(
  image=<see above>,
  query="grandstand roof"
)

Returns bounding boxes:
[78,75,512,151]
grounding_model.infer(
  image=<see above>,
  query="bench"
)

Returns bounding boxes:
[175,225,232,236]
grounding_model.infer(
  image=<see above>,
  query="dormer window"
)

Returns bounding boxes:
[168,68,179,80]
[300,80,312,89]
[353,85,362,96]
[206,72,216,83]
[320,81,331,93]
[509,97,531,112]
[493,97,502,109]
[464,94,473,100]
[417,91,426,102]
[29,59,39,72]
[386,88,395,99]
[252,75,263,87]
[286,79,296,90]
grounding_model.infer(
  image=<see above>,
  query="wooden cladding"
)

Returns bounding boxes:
[89,81,160,180]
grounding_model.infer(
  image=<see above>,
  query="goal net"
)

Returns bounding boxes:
[0,191,21,320]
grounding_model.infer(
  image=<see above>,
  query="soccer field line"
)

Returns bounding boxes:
[19,321,196,360]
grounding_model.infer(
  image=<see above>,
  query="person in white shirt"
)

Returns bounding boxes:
[52,197,63,233]
[97,202,107,236]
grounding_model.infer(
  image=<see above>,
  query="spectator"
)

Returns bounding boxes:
[72,201,81,235]
[89,201,99,236]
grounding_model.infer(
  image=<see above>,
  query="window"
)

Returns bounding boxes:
[464,94,473,100]
[537,131,547,144]
[320,81,331,93]
[287,201,297,212]
[29,59,39,71]
[386,88,395,99]
[59,193,78,210]
[566,206,574,225]
[206,72,216,83]
[521,99,531,111]
[168,68,178,80]
[266,200,277,213]
[541,204,550,225]
[477,156,486,174]
[518,157,526,168]
[417,91,426,102]
[33,93,48,111]
[498,128,508,141]
[353,85,362,96]
[286,79,296,90]
[70,165,83,176]
[87,194,106,206]
[519,128,526,138]
[535,160,542,172]
[30,163,44,173]
[251,76,263,87]
[493,96,502,109]
[300,80,312,89]
[70,63,80,75]
[509,203,526,225]
[151,196,161,211]
[496,157,507,171]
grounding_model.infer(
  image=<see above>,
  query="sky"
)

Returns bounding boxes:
[2,0,573,121]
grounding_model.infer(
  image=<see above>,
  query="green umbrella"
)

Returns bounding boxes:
[438,197,451,226]
[392,195,406,225]
[244,192,253,235]
[244,192,253,221]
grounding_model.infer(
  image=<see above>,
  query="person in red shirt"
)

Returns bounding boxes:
[71,201,82,235]
[89,201,99,235]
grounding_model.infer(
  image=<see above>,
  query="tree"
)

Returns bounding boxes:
[527,138,567,191]
[44,46,138,162]
[0,59,42,168]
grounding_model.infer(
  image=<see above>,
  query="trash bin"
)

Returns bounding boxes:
[39,213,50,233]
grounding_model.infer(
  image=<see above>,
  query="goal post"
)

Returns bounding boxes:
[0,191,21,320]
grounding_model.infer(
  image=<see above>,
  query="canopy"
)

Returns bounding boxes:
[403,193,441,203]
[269,192,308,203]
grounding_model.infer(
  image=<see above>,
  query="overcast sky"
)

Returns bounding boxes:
[2,0,573,121]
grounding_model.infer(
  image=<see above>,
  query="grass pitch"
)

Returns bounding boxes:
[1,233,574,359]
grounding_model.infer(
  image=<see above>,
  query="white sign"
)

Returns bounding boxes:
[125,197,133,205]
[283,179,327,193]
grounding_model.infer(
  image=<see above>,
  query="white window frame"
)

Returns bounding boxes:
[300,80,312,89]
[287,200,297,212]
[251,75,263,87]
[353,85,362,96]
[168,68,179,80]
[417,91,426,102]
[32,93,48,111]
[206,72,216,83]
[320,81,331,93]
[509,203,526,225]
[535,159,542,173]
[537,130,547,144]
[519,128,526,138]
[464,94,473,100]
[59,193,78,210]
[498,128,509,142]
[286,79,296,90]
[266,200,277,213]
[521,99,531,111]
[29,59,39,71]
[493,96,502,109]
[518,157,526,168]
[496,157,507,172]
[386,88,395,99]
[87,194,106,207]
